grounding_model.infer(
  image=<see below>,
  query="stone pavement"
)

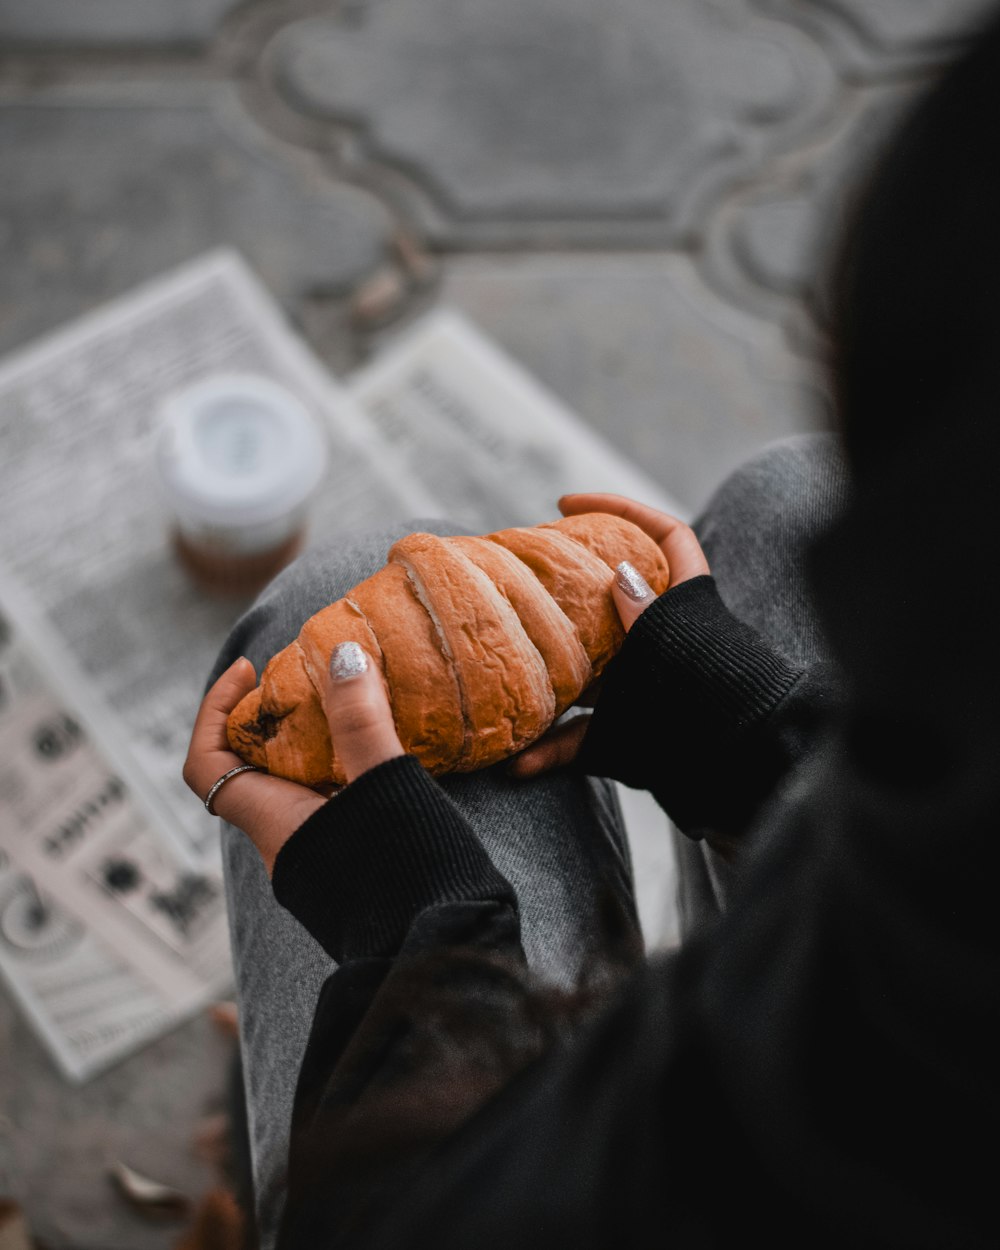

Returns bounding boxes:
[0,1,992,1245]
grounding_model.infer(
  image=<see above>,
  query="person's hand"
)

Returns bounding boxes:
[508,493,710,780]
[183,644,404,876]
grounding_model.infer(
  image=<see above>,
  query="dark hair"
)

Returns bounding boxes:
[830,6,1000,483]
[811,6,1000,736]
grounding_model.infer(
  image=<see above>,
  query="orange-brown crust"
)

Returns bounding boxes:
[547,514,670,596]
[227,686,269,770]
[347,562,465,775]
[391,533,555,769]
[258,645,331,786]
[487,525,623,678]
[226,514,671,785]
[449,535,591,717]
[298,597,386,784]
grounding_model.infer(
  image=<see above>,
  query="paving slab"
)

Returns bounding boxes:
[433,253,829,515]
[0,82,393,357]
[0,990,231,1249]
[760,0,996,78]
[269,0,839,247]
[700,81,920,342]
[0,0,243,47]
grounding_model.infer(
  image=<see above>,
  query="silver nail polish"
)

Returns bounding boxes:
[329,641,368,681]
[615,560,653,602]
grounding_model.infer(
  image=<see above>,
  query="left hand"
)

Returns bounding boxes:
[508,492,710,779]
[184,648,404,876]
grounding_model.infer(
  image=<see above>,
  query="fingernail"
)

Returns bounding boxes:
[615,561,654,602]
[329,641,368,681]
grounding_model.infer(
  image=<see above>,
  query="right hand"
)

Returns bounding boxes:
[508,493,710,780]
[184,643,404,876]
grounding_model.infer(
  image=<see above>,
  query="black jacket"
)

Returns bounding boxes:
[271,544,996,1247]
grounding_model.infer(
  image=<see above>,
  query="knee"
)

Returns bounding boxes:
[695,433,849,561]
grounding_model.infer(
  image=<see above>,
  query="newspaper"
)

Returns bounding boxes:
[349,308,685,530]
[0,576,231,1081]
[0,249,680,1076]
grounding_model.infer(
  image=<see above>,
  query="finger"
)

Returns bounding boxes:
[326,643,405,785]
[559,492,710,586]
[559,492,677,541]
[508,716,590,779]
[183,657,257,798]
[190,657,257,754]
[612,560,658,632]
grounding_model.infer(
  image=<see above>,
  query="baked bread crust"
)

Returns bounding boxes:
[227,513,670,786]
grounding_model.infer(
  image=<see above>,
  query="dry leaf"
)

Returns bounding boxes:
[209,1000,239,1038]
[349,266,407,329]
[109,1161,191,1220]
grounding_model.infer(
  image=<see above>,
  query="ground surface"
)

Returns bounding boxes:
[0,1,987,1244]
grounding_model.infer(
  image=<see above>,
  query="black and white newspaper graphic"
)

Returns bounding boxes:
[0,578,231,1081]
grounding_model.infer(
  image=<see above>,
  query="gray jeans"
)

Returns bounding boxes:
[209,431,848,1245]
[210,532,639,1245]
[676,431,849,927]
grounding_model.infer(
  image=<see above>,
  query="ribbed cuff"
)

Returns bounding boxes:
[577,576,806,833]
[272,755,517,962]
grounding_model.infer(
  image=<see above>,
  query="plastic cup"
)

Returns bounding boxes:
[155,373,329,595]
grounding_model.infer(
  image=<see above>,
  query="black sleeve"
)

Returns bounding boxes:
[358,735,996,1249]
[276,898,555,1247]
[270,755,569,1247]
[272,753,517,962]
[575,575,841,839]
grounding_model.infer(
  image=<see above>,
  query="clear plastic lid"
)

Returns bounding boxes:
[155,374,329,528]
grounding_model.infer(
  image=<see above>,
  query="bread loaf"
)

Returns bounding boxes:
[227,513,669,785]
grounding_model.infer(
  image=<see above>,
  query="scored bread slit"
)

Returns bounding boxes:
[392,553,473,762]
[286,640,332,778]
[486,529,613,669]
[500,550,580,641]
[456,550,554,716]
[455,551,555,746]
[485,540,586,646]
[451,548,556,734]
[343,597,387,669]
[333,596,388,679]
[392,535,557,768]
[341,594,399,735]
[448,534,590,718]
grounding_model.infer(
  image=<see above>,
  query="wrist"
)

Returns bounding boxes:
[578,576,805,831]
[342,743,406,786]
[259,791,326,877]
[272,754,517,961]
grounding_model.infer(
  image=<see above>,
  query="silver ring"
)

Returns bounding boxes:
[205,764,259,815]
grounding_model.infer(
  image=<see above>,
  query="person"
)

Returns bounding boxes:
[184,12,1000,1246]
